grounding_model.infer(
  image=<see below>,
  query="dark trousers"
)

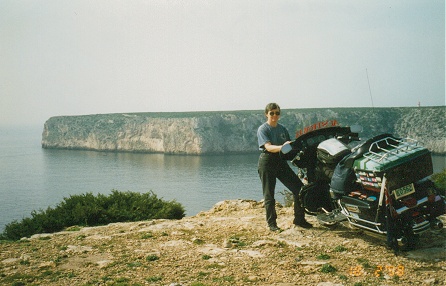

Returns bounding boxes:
[258,152,304,226]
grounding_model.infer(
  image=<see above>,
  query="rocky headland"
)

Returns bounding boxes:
[1,200,445,286]
[41,107,446,155]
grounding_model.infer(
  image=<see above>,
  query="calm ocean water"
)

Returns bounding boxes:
[1,126,445,232]
[0,126,267,232]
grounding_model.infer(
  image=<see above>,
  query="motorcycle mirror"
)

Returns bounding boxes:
[281,142,292,154]
[350,124,363,133]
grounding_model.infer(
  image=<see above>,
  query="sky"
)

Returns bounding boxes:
[0,0,444,127]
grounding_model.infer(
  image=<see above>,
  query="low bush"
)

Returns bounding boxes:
[0,190,185,241]
[431,168,446,196]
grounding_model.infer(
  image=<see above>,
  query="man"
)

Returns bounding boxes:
[257,103,312,231]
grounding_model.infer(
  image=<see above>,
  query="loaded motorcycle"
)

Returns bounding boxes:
[280,121,445,251]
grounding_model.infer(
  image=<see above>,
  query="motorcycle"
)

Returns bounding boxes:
[280,121,445,251]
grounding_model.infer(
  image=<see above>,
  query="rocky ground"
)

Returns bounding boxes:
[1,200,445,286]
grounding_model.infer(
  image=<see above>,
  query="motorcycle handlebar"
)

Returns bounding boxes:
[293,150,304,161]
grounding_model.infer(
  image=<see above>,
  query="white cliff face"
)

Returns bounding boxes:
[41,107,446,154]
[41,113,264,154]
[393,107,446,154]
[46,116,167,153]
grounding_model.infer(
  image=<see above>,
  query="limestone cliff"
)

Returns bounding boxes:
[42,107,446,154]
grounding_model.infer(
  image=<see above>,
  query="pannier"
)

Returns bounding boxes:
[317,138,351,165]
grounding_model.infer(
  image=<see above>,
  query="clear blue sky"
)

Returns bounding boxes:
[0,0,444,127]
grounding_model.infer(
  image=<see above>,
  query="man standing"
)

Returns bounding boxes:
[257,103,312,231]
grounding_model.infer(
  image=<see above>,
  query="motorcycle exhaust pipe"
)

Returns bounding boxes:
[431,219,444,230]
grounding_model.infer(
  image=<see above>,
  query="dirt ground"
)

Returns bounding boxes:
[1,199,445,286]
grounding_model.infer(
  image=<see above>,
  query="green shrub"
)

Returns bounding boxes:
[317,253,331,260]
[0,190,185,241]
[432,168,446,195]
[333,245,347,252]
[320,263,337,273]
[279,189,294,207]
[146,255,159,262]
[146,276,162,282]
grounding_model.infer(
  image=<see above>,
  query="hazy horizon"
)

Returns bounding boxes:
[1,0,444,127]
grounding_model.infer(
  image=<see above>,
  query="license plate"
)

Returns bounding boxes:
[393,183,415,199]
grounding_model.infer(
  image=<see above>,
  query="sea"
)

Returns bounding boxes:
[1,126,445,233]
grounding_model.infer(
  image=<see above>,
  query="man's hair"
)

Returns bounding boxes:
[264,103,281,114]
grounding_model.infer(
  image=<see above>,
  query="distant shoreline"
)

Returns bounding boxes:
[41,106,446,154]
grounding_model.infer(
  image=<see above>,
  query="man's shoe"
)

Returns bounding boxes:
[269,225,282,232]
[294,221,313,229]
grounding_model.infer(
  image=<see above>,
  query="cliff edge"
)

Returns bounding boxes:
[1,200,445,285]
[42,107,446,154]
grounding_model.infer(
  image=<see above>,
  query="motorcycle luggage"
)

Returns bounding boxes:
[317,138,351,165]
[340,190,379,222]
[352,137,433,191]
[355,171,383,192]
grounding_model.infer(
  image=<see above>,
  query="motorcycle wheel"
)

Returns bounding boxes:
[399,233,420,251]
[300,182,333,215]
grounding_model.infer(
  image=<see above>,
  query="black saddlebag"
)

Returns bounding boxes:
[340,191,379,222]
